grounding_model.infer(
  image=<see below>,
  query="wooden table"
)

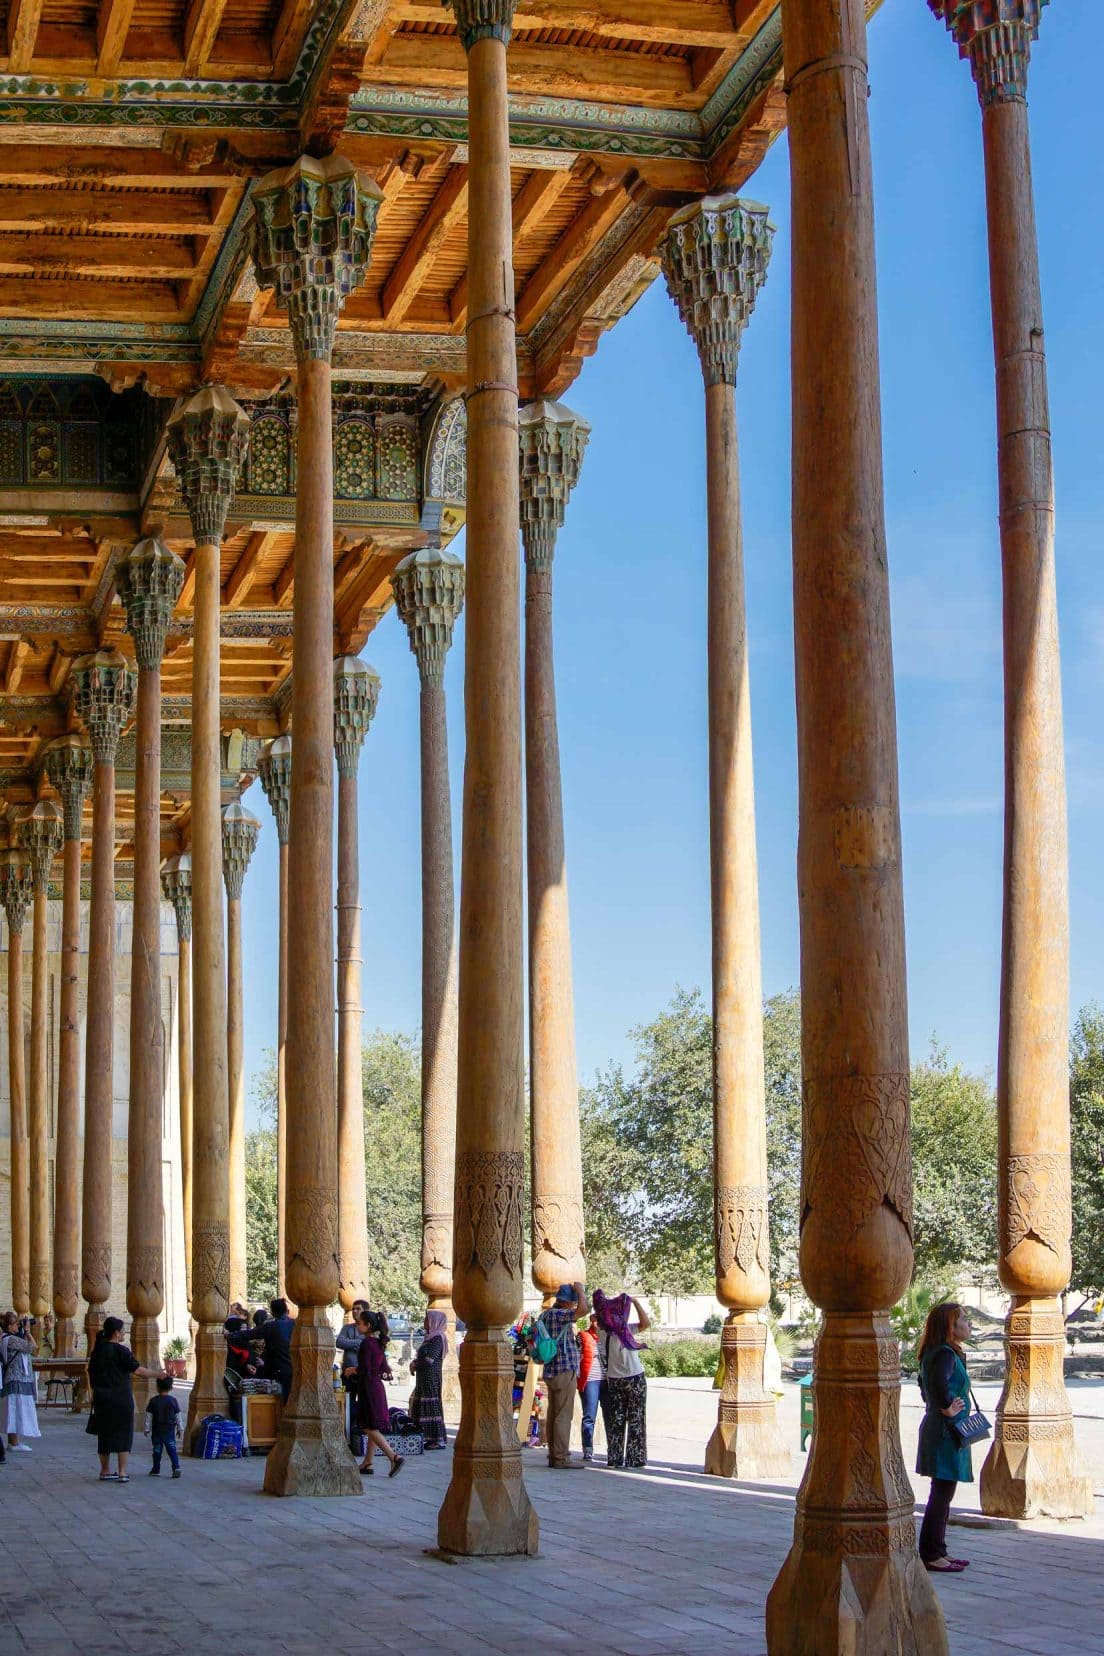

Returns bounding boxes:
[33,1357,88,1412]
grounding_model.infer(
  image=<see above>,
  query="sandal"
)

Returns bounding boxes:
[359,1464,374,1475]
[923,1558,965,1573]
[116,1475,130,1484]
[947,1559,970,1569]
[389,1456,404,1478]
[98,1473,118,1482]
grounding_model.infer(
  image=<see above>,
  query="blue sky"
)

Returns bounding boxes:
[241,0,1101,1118]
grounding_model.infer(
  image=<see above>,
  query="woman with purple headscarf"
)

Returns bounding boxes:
[592,1290,650,1469]
[410,1309,449,1449]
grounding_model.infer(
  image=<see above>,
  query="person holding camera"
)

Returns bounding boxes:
[0,1310,41,1451]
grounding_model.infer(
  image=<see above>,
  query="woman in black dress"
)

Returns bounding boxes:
[86,1317,163,1483]
[410,1309,448,1449]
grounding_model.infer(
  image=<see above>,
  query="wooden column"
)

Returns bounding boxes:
[662,197,789,1481]
[517,401,588,1307]
[71,649,137,1348]
[257,736,291,1298]
[18,799,64,1321]
[438,0,536,1559]
[161,853,193,1311]
[118,538,185,1397]
[392,548,465,1402]
[222,800,260,1306]
[0,849,33,1315]
[334,657,378,1318]
[43,735,93,1358]
[248,152,382,1497]
[929,0,1092,1522]
[764,2,947,1650]
[165,385,250,1451]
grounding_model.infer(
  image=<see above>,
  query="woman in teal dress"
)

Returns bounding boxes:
[916,1301,974,1573]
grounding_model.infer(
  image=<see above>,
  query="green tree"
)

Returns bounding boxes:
[1070,1004,1104,1301]
[579,987,804,1299]
[910,1042,997,1280]
[243,1030,424,1314]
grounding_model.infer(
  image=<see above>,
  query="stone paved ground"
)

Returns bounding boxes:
[2,1378,1103,1656]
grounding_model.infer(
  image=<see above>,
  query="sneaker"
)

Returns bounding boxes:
[582,1449,594,1462]
[10,1443,31,1452]
[171,1469,181,1480]
[149,1467,160,1476]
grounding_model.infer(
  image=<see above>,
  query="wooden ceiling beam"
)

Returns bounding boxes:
[178,552,196,610]
[224,529,278,610]
[0,278,186,321]
[382,164,468,325]
[0,148,235,190]
[515,184,630,335]
[97,0,139,74]
[374,36,696,105]
[393,0,746,47]
[273,554,295,609]
[271,0,315,79]
[6,0,45,74]
[450,165,572,327]
[183,0,232,77]
[0,235,197,280]
[4,639,29,694]
[0,190,214,236]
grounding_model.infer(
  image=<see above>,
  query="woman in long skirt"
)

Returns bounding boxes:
[410,1309,448,1449]
[0,1311,41,1451]
[86,1316,163,1483]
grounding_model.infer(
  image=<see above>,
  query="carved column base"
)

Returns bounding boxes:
[438,1330,539,1558]
[264,1308,361,1497]
[53,1316,78,1359]
[705,1312,790,1480]
[186,1321,231,1453]
[130,1314,161,1413]
[766,1312,946,1656]
[980,1296,1092,1519]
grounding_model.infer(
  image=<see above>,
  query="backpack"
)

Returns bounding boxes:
[525,1314,560,1367]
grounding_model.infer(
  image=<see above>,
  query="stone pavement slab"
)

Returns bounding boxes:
[1,1382,1103,1655]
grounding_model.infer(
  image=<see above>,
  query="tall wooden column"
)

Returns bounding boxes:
[18,800,64,1320]
[257,735,291,1297]
[765,2,946,1650]
[930,0,1091,1526]
[161,853,193,1309]
[248,153,382,1497]
[334,657,378,1317]
[662,197,789,1481]
[118,537,185,1395]
[166,385,250,1450]
[517,401,588,1306]
[43,735,93,1357]
[438,0,536,1559]
[71,649,136,1347]
[0,848,33,1315]
[391,548,464,1400]
[222,800,260,1306]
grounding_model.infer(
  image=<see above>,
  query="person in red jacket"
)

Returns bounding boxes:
[576,1312,605,1463]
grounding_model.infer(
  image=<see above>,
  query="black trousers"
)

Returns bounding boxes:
[919,1478,957,1562]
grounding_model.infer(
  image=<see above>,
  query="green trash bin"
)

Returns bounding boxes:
[799,1372,814,1452]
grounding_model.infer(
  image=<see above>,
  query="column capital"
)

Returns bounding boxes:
[257,734,292,844]
[334,656,380,778]
[116,536,186,671]
[928,0,1046,105]
[0,846,33,933]
[42,733,93,840]
[247,154,384,362]
[392,549,466,687]
[69,648,137,765]
[17,800,64,893]
[517,401,590,572]
[446,0,517,50]
[221,802,261,901]
[161,850,192,942]
[661,195,773,388]
[165,386,250,546]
